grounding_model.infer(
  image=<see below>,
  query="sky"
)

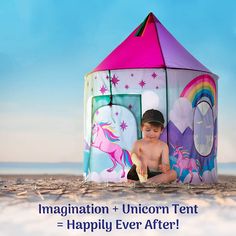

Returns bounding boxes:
[0,0,235,163]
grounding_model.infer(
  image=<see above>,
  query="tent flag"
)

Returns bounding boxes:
[84,12,218,184]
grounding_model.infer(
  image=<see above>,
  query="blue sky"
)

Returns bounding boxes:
[0,0,235,162]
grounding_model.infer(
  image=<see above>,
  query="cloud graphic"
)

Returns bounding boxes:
[183,172,202,184]
[142,90,160,113]
[169,97,193,133]
[202,168,217,183]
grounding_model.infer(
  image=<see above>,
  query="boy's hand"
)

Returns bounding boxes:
[131,153,147,177]
[136,162,147,176]
[159,164,170,173]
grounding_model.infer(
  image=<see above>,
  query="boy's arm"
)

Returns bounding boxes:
[160,143,170,173]
[131,141,147,176]
[131,140,140,156]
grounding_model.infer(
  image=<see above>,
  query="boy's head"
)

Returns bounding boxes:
[141,109,165,129]
[141,109,165,141]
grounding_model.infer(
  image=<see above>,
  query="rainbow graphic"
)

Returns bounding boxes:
[180,74,216,107]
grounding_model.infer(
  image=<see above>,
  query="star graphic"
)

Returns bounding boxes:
[128,104,133,110]
[106,75,110,80]
[152,72,158,79]
[100,85,108,94]
[111,74,120,87]
[115,112,119,116]
[96,110,99,115]
[125,84,129,89]
[131,73,134,77]
[120,121,128,131]
[139,80,146,88]
[156,85,159,89]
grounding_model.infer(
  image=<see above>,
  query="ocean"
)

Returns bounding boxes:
[0,162,235,176]
[0,162,83,175]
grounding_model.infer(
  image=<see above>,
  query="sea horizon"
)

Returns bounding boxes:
[0,161,235,176]
[0,162,83,175]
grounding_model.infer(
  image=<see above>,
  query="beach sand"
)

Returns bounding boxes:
[1,174,235,202]
[0,174,235,236]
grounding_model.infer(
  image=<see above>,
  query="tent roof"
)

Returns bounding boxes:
[93,12,210,73]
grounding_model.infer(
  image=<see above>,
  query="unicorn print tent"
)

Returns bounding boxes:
[84,12,218,184]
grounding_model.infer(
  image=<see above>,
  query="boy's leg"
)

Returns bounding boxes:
[147,170,177,184]
[147,169,162,178]
[127,165,140,181]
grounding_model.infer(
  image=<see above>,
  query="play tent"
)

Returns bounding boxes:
[84,12,218,184]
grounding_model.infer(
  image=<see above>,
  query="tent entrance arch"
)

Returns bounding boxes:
[92,94,142,139]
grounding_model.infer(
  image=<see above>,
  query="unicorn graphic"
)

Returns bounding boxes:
[172,145,202,183]
[91,122,132,178]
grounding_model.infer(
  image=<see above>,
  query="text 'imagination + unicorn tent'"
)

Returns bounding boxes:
[84,12,218,184]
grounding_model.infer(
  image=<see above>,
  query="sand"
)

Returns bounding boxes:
[0,174,235,236]
[0,174,235,202]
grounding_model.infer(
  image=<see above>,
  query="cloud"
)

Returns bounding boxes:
[202,168,217,184]
[142,91,160,114]
[169,97,193,133]
[183,172,203,184]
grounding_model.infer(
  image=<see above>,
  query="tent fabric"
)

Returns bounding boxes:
[93,15,165,71]
[84,12,218,184]
[156,21,210,72]
[93,13,210,73]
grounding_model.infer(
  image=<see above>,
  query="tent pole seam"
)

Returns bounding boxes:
[154,16,169,145]
[165,68,169,145]
[108,70,113,105]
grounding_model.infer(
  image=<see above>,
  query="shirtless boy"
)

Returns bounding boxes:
[127,109,177,184]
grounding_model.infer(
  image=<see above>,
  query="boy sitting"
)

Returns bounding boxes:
[127,109,177,184]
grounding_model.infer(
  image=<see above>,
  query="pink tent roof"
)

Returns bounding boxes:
[93,12,210,73]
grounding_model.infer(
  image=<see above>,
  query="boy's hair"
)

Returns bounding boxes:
[141,109,165,128]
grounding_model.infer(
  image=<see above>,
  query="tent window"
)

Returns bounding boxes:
[193,101,214,156]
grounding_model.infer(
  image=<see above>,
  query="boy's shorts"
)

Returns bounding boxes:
[127,165,162,181]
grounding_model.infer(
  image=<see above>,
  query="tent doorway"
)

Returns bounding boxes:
[88,95,141,181]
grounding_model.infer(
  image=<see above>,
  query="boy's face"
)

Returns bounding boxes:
[141,122,163,141]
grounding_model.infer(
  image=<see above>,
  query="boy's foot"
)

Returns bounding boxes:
[131,153,148,183]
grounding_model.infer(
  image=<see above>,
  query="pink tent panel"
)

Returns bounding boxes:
[94,14,164,71]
